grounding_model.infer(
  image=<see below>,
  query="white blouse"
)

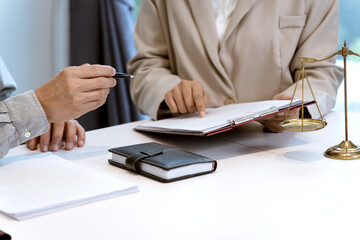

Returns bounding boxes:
[211,0,237,42]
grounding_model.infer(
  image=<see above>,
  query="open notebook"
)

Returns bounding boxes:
[0,152,138,220]
[135,99,314,136]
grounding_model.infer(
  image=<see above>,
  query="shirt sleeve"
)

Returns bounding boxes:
[0,55,17,101]
[0,90,49,159]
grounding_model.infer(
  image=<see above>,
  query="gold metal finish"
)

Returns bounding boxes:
[280,55,327,132]
[281,119,327,132]
[281,41,360,160]
[324,41,360,160]
[325,141,360,160]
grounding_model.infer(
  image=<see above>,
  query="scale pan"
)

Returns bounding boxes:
[280,119,327,132]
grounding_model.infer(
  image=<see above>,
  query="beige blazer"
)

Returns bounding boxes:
[128,0,343,120]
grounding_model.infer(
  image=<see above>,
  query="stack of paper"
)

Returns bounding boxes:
[0,153,138,220]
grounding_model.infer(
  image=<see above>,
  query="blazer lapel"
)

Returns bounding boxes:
[187,0,228,78]
[222,0,257,44]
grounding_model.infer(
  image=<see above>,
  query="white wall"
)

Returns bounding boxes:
[0,0,69,95]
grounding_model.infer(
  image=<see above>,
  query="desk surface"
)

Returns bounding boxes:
[2,111,360,240]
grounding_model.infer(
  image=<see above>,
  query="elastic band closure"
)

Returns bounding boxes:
[125,149,163,171]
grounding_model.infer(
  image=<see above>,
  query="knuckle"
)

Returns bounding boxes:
[193,80,201,86]
[186,101,195,110]
[179,107,188,114]
[170,108,179,114]
[172,86,181,95]
[98,88,108,99]
[97,89,104,98]
[91,65,102,77]
[99,98,106,106]
[193,92,203,101]
[67,120,77,127]
[93,99,106,109]
[72,119,79,125]
[165,92,172,99]
[96,78,103,89]
[189,107,196,113]
[179,80,188,88]
[60,68,72,79]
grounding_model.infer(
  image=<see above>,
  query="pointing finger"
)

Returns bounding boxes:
[192,83,206,117]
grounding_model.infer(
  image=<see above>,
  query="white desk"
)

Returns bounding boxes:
[2,111,360,240]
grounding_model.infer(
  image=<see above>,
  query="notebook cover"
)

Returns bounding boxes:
[108,142,217,183]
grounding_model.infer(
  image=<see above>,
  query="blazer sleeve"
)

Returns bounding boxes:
[0,91,49,159]
[127,0,181,120]
[283,0,343,118]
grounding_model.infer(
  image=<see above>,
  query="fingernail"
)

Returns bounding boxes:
[78,141,84,146]
[199,111,206,118]
[66,142,74,149]
[42,145,48,152]
[51,144,59,151]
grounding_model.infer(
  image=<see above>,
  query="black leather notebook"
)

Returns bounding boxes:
[108,142,217,183]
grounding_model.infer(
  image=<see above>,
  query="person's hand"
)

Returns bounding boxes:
[257,93,299,133]
[165,80,210,117]
[35,64,116,123]
[26,120,85,152]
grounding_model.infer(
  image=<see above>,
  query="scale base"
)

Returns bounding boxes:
[324,140,360,160]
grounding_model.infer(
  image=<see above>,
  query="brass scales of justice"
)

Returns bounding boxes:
[280,41,360,160]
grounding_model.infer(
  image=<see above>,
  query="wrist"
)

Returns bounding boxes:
[34,88,52,123]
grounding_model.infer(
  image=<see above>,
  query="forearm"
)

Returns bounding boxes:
[0,91,49,158]
[127,0,182,119]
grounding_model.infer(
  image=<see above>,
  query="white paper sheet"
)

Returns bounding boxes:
[136,99,302,134]
[0,152,138,220]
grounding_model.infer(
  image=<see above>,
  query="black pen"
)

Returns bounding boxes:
[113,72,135,79]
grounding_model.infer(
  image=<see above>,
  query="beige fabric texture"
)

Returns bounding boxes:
[128,0,343,120]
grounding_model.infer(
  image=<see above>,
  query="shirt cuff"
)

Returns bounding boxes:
[3,90,49,144]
